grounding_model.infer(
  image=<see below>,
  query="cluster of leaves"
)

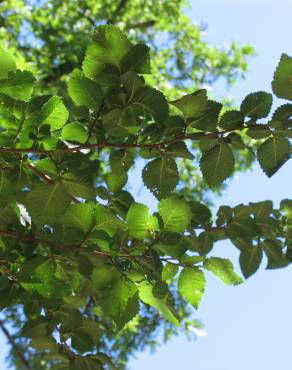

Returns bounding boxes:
[0,0,254,96]
[0,25,291,369]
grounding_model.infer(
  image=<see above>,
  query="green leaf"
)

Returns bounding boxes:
[95,204,124,236]
[261,239,288,269]
[38,96,69,130]
[61,122,88,143]
[120,71,144,98]
[121,44,151,74]
[142,157,179,198]
[70,356,102,370]
[245,127,271,139]
[105,171,127,194]
[62,203,95,233]
[219,110,244,130]
[109,150,134,173]
[171,90,207,119]
[257,136,291,177]
[178,267,206,308]
[100,277,138,330]
[68,69,102,110]
[0,70,34,101]
[0,49,16,79]
[0,172,14,206]
[162,263,179,281]
[203,257,243,285]
[126,202,158,239]
[133,86,169,122]
[240,91,273,118]
[138,281,180,326]
[190,201,212,226]
[272,53,292,100]
[200,143,234,186]
[239,246,263,279]
[26,183,71,226]
[158,196,191,233]
[190,100,222,131]
[272,103,292,122]
[83,25,132,84]
[165,142,194,159]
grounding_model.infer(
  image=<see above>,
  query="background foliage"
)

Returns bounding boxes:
[0,2,291,370]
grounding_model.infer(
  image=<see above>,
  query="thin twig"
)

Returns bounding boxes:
[0,319,33,370]
[0,123,278,155]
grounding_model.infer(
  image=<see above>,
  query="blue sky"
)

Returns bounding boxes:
[1,1,292,369]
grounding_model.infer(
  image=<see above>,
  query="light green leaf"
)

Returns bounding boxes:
[95,204,124,236]
[26,183,70,226]
[68,69,102,110]
[142,157,179,198]
[203,257,243,285]
[61,122,88,143]
[100,277,138,330]
[105,171,127,194]
[62,203,95,233]
[0,49,16,79]
[240,91,273,118]
[239,246,263,279]
[83,25,132,84]
[158,196,191,233]
[162,263,179,281]
[0,70,34,101]
[171,90,207,119]
[257,136,291,177]
[126,202,158,239]
[38,96,69,129]
[121,44,151,74]
[272,53,292,100]
[138,281,180,326]
[178,267,206,308]
[200,143,234,186]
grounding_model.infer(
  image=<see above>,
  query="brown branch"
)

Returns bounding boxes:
[0,135,188,155]
[0,123,278,156]
[0,319,33,370]
[127,20,157,30]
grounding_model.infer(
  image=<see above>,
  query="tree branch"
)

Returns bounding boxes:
[127,20,157,30]
[0,123,276,155]
[108,0,129,24]
[0,319,33,370]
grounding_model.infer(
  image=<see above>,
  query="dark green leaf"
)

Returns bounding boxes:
[240,91,273,118]
[200,143,234,186]
[272,53,292,100]
[239,246,263,278]
[257,136,291,177]
[142,157,179,198]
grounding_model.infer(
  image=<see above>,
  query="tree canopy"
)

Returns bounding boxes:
[0,3,291,370]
